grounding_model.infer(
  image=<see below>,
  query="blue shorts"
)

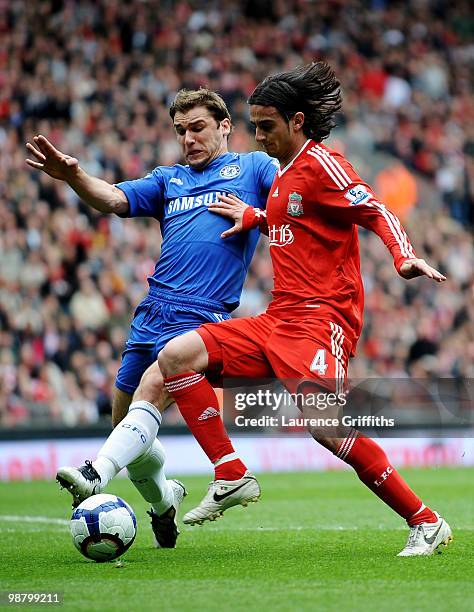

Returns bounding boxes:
[115,288,230,395]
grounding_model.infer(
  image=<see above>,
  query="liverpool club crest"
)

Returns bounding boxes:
[287,192,304,216]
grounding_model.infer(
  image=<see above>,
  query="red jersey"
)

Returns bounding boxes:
[252,139,416,351]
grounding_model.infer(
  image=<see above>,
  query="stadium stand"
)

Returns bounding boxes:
[0,0,472,425]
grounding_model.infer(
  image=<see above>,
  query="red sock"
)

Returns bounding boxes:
[335,430,437,525]
[164,372,247,480]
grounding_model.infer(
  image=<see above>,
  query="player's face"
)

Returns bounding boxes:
[173,106,231,169]
[249,105,304,166]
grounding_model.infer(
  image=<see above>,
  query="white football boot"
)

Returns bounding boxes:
[397,513,453,556]
[183,471,260,525]
[56,460,103,507]
[147,479,188,548]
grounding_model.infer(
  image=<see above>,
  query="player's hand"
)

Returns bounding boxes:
[399,258,446,282]
[209,194,250,239]
[25,135,80,182]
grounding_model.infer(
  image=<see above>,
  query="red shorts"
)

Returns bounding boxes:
[198,312,353,394]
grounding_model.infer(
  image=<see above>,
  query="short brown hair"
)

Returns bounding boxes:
[169,88,232,124]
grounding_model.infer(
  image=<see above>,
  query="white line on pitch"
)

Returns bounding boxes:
[183,524,473,532]
[182,525,407,532]
[0,515,69,526]
[2,515,470,533]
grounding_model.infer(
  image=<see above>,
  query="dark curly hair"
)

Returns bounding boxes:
[248,62,342,142]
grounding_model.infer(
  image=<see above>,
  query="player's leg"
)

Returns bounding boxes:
[111,387,133,427]
[57,298,168,502]
[125,302,239,542]
[330,429,452,555]
[125,363,187,548]
[270,319,452,556]
[159,328,249,481]
[78,385,140,490]
[57,385,146,491]
[60,387,134,495]
[58,360,187,547]
[306,415,452,554]
[158,318,273,523]
[108,385,186,539]
[87,363,170,489]
[56,374,166,505]
[159,319,273,481]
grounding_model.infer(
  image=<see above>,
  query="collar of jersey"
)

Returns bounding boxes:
[278,139,311,178]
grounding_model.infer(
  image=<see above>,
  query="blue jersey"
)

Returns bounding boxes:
[116,151,277,311]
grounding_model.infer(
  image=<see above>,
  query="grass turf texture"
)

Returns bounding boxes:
[0,467,472,612]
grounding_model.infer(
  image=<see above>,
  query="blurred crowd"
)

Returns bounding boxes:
[0,0,473,426]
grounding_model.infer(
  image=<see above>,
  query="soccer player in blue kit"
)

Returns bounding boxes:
[25,89,277,547]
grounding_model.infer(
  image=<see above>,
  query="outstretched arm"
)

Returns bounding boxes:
[308,152,447,284]
[398,258,446,281]
[346,202,446,282]
[25,135,128,215]
[208,194,268,238]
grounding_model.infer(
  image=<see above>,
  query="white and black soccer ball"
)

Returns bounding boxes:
[70,494,136,562]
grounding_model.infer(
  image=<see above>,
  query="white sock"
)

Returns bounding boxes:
[92,400,162,487]
[127,438,174,515]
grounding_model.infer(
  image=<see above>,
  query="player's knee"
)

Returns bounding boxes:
[158,331,208,377]
[308,428,340,453]
[141,362,164,390]
[158,338,186,377]
[133,363,165,409]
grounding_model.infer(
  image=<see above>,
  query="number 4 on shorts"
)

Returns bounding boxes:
[310,349,328,375]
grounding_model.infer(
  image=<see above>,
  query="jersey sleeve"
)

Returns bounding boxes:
[115,168,165,218]
[252,151,278,207]
[311,153,416,272]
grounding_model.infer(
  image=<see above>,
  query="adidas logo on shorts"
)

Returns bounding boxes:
[198,407,220,421]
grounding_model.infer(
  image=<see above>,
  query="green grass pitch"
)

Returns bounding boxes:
[0,467,473,611]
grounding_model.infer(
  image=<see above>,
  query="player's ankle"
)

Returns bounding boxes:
[215,459,247,481]
[92,456,118,486]
[407,505,438,526]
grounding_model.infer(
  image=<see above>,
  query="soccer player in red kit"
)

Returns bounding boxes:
[138,62,452,556]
